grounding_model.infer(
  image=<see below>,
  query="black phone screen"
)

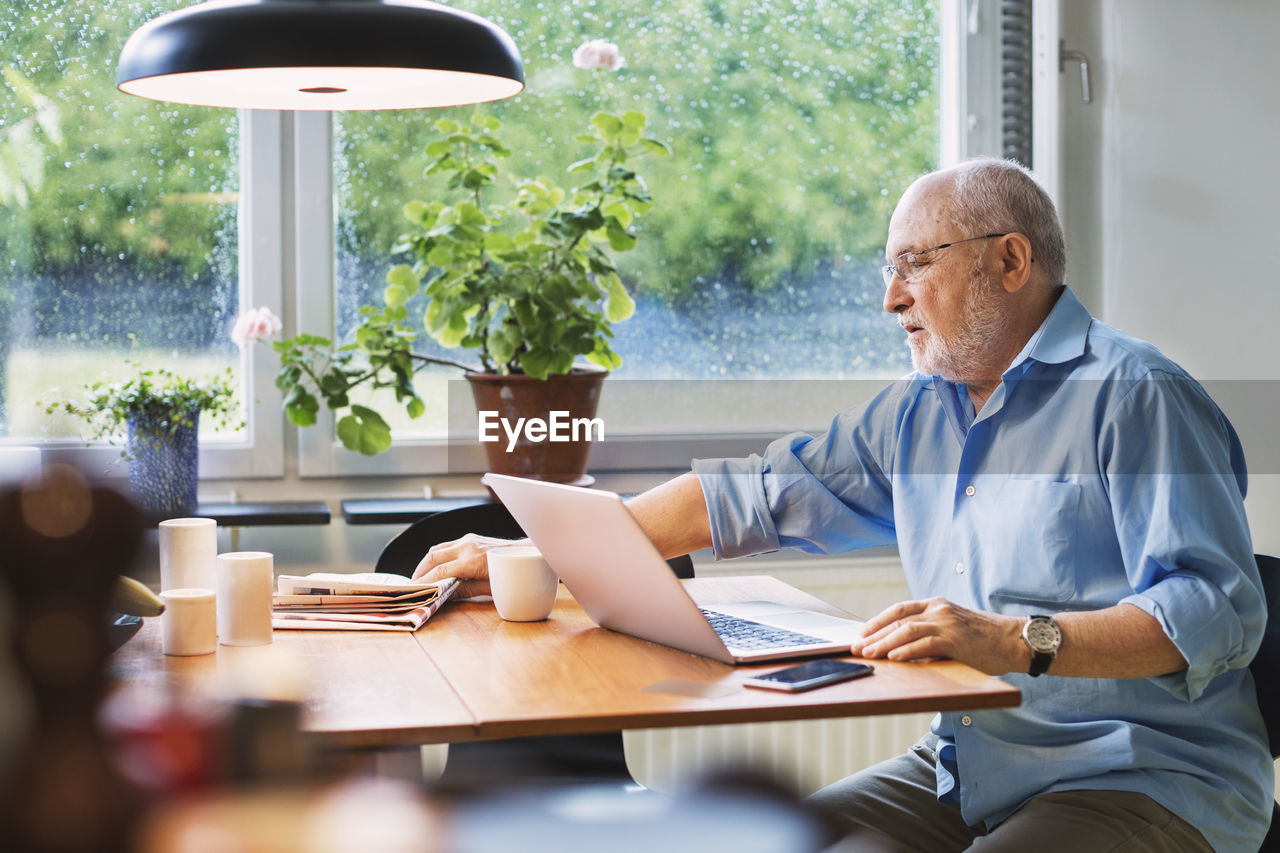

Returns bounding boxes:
[743,659,874,692]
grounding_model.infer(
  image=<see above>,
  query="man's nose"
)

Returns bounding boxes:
[883,273,912,315]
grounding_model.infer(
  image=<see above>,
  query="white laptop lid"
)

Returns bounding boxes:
[482,473,860,664]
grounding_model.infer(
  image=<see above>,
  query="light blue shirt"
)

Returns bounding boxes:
[693,288,1273,851]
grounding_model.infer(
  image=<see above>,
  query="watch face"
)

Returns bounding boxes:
[1026,617,1061,653]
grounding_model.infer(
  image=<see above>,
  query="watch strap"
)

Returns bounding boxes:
[1028,649,1054,677]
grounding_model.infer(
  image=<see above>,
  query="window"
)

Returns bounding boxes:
[3,0,1018,482]
[0,1,282,476]
[303,0,945,475]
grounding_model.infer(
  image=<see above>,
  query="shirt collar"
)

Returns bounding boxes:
[1005,285,1091,373]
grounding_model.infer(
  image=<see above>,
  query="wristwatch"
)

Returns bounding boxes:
[1022,614,1062,677]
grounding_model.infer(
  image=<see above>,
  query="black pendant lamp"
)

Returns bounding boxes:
[117,0,524,110]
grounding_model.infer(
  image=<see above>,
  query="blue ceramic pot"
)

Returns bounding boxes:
[126,408,199,517]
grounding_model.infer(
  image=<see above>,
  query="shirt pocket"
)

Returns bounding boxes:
[984,478,1082,605]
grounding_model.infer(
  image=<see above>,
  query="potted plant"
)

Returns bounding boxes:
[42,361,240,516]
[269,39,669,481]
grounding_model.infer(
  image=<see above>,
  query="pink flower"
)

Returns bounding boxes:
[231,306,282,346]
[572,39,625,72]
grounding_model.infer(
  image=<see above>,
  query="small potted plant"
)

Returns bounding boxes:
[42,360,240,516]
[267,39,670,481]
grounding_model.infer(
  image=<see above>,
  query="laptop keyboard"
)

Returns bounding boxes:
[700,609,828,651]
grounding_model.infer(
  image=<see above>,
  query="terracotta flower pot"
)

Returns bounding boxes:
[466,370,606,484]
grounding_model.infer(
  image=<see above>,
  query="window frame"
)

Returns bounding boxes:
[295,3,1017,479]
[11,2,1047,484]
[30,109,286,480]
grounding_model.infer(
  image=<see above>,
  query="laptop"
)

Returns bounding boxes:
[482,473,865,665]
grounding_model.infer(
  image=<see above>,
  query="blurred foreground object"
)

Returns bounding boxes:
[0,464,146,852]
[112,575,166,617]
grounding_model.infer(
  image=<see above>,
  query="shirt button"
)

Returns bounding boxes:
[964,485,976,496]
[961,715,973,727]
[954,562,965,574]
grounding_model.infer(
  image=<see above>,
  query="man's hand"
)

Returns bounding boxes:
[411,533,518,598]
[849,597,1027,676]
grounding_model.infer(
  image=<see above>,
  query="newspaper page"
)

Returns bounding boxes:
[271,573,460,632]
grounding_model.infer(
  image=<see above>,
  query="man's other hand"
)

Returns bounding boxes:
[412,533,516,598]
[849,597,1027,676]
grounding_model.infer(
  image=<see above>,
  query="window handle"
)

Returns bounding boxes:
[1059,40,1092,104]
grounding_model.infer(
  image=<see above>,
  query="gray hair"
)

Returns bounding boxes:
[947,156,1066,289]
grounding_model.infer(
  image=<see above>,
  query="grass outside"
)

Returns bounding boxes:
[6,347,242,441]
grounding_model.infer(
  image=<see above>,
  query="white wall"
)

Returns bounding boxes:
[1061,0,1280,555]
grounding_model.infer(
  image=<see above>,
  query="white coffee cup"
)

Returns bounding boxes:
[160,588,217,656]
[487,545,558,622]
[216,551,274,646]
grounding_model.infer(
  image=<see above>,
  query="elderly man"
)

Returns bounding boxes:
[416,157,1273,851]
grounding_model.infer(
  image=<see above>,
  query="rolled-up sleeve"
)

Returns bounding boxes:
[693,383,906,561]
[693,453,781,559]
[1103,371,1265,701]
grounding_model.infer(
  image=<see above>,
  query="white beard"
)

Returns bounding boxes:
[907,264,1012,384]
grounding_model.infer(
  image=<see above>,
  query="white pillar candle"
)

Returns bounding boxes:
[216,551,274,647]
[159,517,218,592]
[159,588,217,656]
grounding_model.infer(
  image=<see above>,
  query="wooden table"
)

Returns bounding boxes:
[111,576,1020,750]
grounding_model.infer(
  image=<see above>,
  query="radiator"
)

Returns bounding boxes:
[624,553,933,795]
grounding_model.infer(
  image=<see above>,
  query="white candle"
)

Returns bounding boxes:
[216,551,274,647]
[160,588,217,656]
[159,517,218,592]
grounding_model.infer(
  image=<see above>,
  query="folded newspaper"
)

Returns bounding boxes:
[272,572,460,632]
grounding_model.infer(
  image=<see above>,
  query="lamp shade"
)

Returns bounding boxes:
[117,0,524,110]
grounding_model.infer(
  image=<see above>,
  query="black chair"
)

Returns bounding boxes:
[378,501,693,788]
[1252,554,1280,852]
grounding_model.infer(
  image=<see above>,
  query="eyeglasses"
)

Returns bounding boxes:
[881,232,1009,286]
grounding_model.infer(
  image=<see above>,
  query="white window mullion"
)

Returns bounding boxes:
[942,0,1001,165]
[1031,0,1062,206]
[196,108,286,480]
[293,111,461,478]
[293,110,339,477]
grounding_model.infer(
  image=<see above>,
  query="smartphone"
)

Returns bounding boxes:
[742,659,874,692]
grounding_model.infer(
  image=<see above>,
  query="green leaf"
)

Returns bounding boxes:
[590,111,623,142]
[567,157,598,174]
[336,405,392,455]
[455,201,487,226]
[484,231,516,253]
[434,118,460,133]
[319,371,348,394]
[641,138,672,157]
[436,304,470,348]
[383,283,407,308]
[386,263,419,290]
[621,111,646,130]
[402,200,429,224]
[284,390,319,427]
[601,272,636,323]
[488,323,519,366]
[517,347,556,381]
[585,347,622,371]
[406,397,426,419]
[605,217,638,252]
[426,245,454,267]
[286,405,317,427]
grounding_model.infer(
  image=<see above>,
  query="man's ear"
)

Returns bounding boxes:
[999,232,1034,293]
